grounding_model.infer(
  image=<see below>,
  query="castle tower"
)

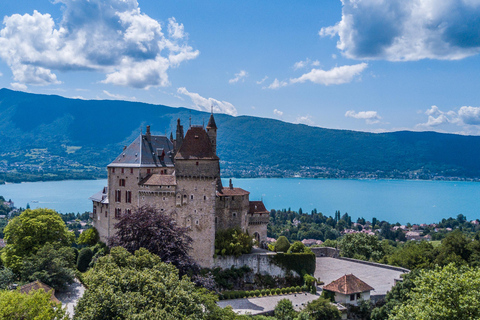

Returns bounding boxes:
[206,113,217,155]
[176,118,184,151]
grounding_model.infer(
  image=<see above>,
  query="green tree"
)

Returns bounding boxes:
[0,268,15,290]
[2,208,74,271]
[77,247,93,273]
[298,297,341,320]
[273,298,297,320]
[287,241,309,253]
[275,236,291,253]
[21,243,76,291]
[434,229,471,266]
[215,228,253,257]
[77,228,99,246]
[390,264,480,320]
[74,247,236,320]
[339,233,385,261]
[387,241,435,270]
[0,289,69,320]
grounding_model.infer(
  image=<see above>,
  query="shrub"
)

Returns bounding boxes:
[77,227,100,246]
[295,286,301,292]
[254,290,260,297]
[265,289,271,295]
[275,236,291,253]
[288,241,307,253]
[77,247,93,272]
[215,228,253,257]
[271,252,316,277]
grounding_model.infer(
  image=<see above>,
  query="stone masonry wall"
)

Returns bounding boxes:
[213,253,297,278]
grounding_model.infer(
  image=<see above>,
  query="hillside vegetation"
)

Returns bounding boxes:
[1,88,480,182]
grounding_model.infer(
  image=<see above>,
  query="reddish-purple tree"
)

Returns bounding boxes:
[108,206,195,275]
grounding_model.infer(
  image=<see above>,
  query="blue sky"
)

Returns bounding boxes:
[1,0,480,134]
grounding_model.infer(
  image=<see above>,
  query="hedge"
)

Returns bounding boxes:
[270,252,316,276]
[219,286,304,300]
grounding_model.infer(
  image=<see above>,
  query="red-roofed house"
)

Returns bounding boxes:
[322,274,374,306]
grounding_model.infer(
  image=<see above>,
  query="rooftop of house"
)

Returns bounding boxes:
[139,173,176,186]
[19,280,60,303]
[175,126,219,160]
[323,274,374,295]
[89,186,108,204]
[109,126,175,168]
[249,201,269,214]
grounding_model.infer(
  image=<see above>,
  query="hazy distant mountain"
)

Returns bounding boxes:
[1,88,480,183]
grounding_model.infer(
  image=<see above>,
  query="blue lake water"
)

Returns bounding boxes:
[0,178,479,224]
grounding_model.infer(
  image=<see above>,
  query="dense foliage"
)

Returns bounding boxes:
[274,236,290,252]
[271,253,316,276]
[108,206,195,275]
[215,228,253,257]
[77,228,99,246]
[2,208,74,272]
[0,289,69,320]
[74,247,237,320]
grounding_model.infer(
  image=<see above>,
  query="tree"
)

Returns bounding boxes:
[21,243,76,291]
[274,298,297,320]
[2,208,74,271]
[287,241,309,253]
[390,264,480,320]
[215,228,253,257]
[387,241,435,270]
[0,267,15,290]
[77,228,99,246]
[74,247,236,320]
[275,236,290,253]
[339,233,385,261]
[108,206,195,275]
[0,289,69,320]
[77,247,93,272]
[298,297,341,320]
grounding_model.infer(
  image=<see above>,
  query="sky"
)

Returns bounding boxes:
[1,0,480,135]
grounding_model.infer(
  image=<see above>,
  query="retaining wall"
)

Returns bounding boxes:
[213,253,295,277]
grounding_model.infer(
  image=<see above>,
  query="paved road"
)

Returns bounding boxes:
[315,257,407,296]
[218,292,320,315]
[56,280,86,318]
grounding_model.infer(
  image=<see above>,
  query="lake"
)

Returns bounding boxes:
[0,178,479,224]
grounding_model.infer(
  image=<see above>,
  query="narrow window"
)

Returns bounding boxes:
[119,179,126,187]
[196,161,199,166]
[233,212,237,217]
[127,209,131,215]
[115,190,121,202]
[350,294,355,301]
[190,195,194,200]
[204,196,206,200]
[130,168,133,174]
[356,293,361,299]
[126,191,132,203]
[112,168,115,173]
[121,168,124,174]
[147,169,151,174]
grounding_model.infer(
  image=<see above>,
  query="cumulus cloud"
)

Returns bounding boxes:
[266,78,288,89]
[345,110,381,124]
[417,105,480,129]
[273,109,283,116]
[290,63,367,85]
[0,0,199,88]
[177,87,237,116]
[296,115,314,126]
[10,82,27,91]
[228,70,248,84]
[256,76,268,84]
[293,58,321,70]
[103,90,137,101]
[320,0,480,61]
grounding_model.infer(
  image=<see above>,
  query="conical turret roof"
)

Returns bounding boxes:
[206,113,217,129]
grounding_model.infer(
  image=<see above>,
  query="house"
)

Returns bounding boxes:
[91,114,268,268]
[19,280,60,303]
[322,274,374,306]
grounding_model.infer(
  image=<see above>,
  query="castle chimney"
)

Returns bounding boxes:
[146,125,151,136]
[229,179,233,189]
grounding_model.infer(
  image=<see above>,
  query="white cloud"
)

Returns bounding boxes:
[266,78,288,89]
[320,0,480,61]
[293,58,321,70]
[273,109,283,116]
[228,70,248,84]
[177,87,237,116]
[103,90,137,101]
[417,105,480,129]
[296,115,314,126]
[0,1,198,88]
[311,60,320,66]
[290,63,367,86]
[10,82,27,91]
[345,110,381,124]
[256,76,268,84]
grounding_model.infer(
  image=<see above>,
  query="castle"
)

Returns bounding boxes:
[90,114,269,267]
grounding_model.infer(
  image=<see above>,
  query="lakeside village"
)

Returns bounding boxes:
[0,116,480,319]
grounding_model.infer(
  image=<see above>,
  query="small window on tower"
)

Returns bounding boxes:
[204,196,206,200]
[112,168,115,173]
[121,168,124,174]
[233,212,237,217]
[190,195,194,200]
[130,168,133,174]
[196,161,199,166]
[147,169,151,174]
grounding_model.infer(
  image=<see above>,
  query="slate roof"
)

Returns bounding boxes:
[206,114,217,129]
[139,174,176,186]
[249,201,269,214]
[89,187,108,204]
[19,280,60,303]
[109,134,175,167]
[175,126,219,160]
[217,187,250,196]
[323,274,374,295]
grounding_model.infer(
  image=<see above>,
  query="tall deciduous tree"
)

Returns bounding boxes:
[390,264,480,320]
[2,208,74,271]
[74,247,236,320]
[108,206,195,275]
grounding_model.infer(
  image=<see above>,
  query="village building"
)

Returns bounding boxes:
[19,280,60,303]
[322,274,374,307]
[90,114,269,268]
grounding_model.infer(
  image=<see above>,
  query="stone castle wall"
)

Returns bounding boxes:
[213,253,297,277]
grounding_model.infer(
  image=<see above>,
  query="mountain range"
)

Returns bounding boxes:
[1,88,480,183]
